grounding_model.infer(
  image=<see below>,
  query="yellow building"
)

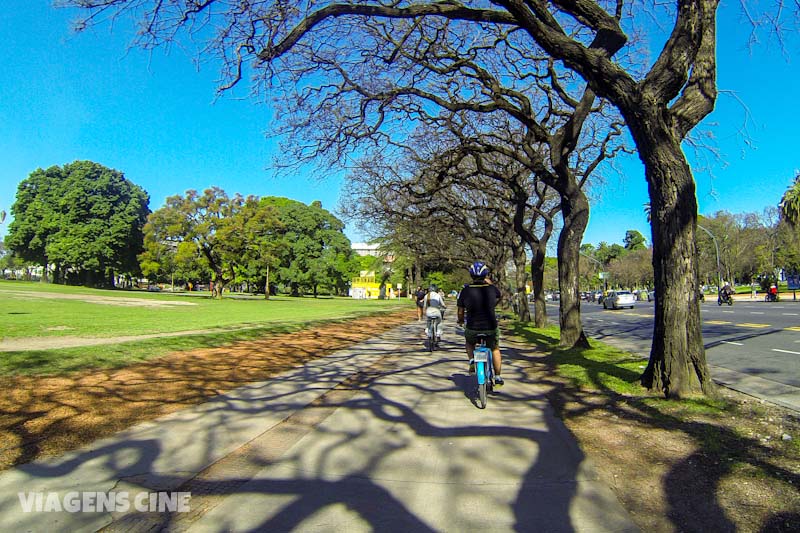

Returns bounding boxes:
[350,271,382,299]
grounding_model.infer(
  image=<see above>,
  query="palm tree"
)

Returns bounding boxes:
[779,172,800,227]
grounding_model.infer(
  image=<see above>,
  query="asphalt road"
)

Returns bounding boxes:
[548,296,800,410]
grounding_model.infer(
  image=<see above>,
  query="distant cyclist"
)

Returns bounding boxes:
[423,284,446,344]
[457,262,503,388]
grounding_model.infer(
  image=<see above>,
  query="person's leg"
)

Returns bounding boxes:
[465,342,475,361]
[490,331,503,386]
[492,346,502,375]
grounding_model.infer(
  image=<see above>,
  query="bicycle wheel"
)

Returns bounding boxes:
[477,377,487,409]
[427,318,434,352]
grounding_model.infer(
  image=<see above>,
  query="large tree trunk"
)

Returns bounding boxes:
[211,271,226,299]
[513,244,531,322]
[633,117,713,397]
[557,185,590,349]
[529,242,547,328]
[264,264,270,300]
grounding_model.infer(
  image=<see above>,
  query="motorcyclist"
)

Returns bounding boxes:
[719,282,734,303]
[768,284,778,302]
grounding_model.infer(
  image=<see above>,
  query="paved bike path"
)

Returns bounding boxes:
[0,321,638,532]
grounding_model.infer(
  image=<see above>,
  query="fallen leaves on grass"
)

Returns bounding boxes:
[0,310,415,470]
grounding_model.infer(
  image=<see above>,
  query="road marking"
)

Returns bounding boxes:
[736,323,770,328]
[750,312,765,315]
[783,313,799,316]
[786,326,800,332]
[772,349,800,355]
[722,341,743,346]
[705,320,731,325]
[722,311,734,314]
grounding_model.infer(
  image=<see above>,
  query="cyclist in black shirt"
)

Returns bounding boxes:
[457,261,503,388]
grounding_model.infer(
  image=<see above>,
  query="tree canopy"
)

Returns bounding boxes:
[142,192,357,297]
[263,197,358,297]
[6,161,150,286]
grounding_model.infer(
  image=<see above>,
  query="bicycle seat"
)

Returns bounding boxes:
[474,333,493,343]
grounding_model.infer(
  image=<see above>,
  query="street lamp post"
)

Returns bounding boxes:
[697,224,722,290]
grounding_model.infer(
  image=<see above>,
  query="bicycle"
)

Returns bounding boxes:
[473,333,494,409]
[426,315,442,352]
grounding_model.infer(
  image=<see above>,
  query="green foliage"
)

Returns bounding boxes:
[595,241,626,265]
[780,172,800,227]
[221,196,283,294]
[776,222,800,272]
[141,193,356,297]
[143,188,247,296]
[424,271,446,290]
[262,197,355,296]
[6,161,150,286]
[623,229,646,250]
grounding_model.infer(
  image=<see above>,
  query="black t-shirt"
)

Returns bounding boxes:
[457,281,501,330]
[415,289,426,304]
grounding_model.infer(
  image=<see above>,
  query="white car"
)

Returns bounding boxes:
[603,290,636,310]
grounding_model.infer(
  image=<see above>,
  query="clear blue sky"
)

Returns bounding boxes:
[2,3,798,248]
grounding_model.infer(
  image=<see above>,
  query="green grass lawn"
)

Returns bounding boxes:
[0,280,413,376]
[507,322,648,396]
[507,322,731,415]
[1,280,410,339]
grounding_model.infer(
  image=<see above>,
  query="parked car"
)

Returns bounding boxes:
[603,290,636,309]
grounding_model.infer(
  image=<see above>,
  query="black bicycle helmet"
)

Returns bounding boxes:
[469,261,489,279]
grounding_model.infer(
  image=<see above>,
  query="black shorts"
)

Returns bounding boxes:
[464,327,500,349]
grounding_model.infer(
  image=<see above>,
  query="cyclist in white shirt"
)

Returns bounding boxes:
[423,284,446,344]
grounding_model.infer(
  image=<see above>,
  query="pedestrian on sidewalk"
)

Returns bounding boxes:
[415,286,426,321]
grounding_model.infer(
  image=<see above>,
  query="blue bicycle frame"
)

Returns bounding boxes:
[473,335,493,409]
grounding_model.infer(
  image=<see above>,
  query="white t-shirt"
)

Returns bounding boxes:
[424,291,446,318]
